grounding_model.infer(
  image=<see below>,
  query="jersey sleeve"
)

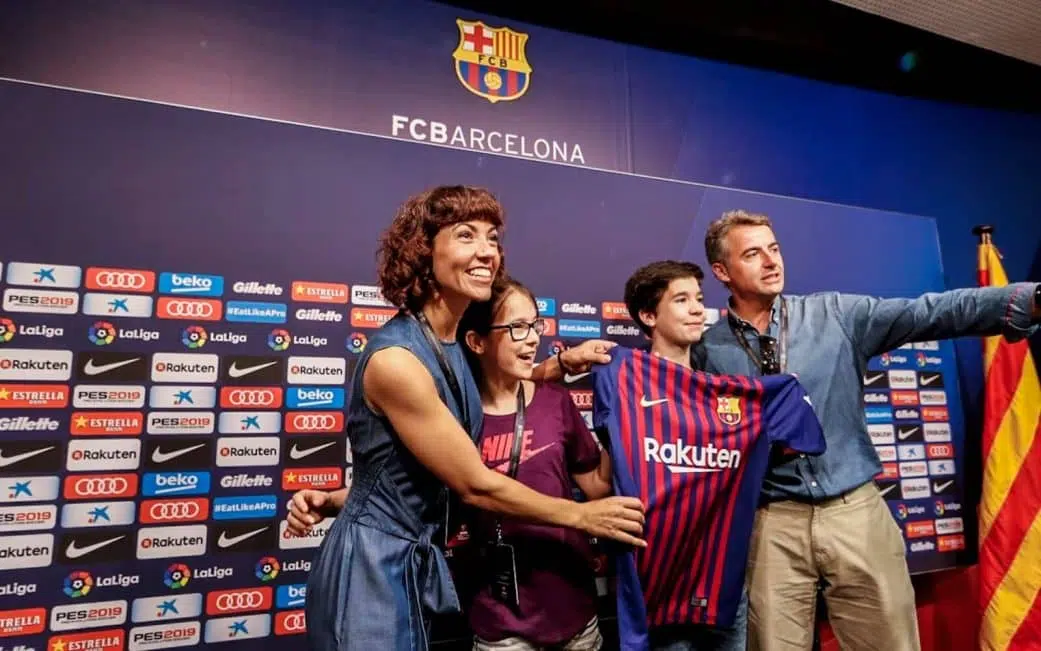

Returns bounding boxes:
[761,374,826,455]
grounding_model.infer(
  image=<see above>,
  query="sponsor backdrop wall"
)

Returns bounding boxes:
[0,0,1036,649]
[0,78,968,650]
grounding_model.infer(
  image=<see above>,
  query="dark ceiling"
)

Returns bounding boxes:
[437,0,1041,115]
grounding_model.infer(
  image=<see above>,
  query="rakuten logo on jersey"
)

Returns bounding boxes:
[139,498,210,525]
[232,280,284,297]
[73,385,146,409]
[86,267,156,293]
[151,353,219,384]
[3,288,80,314]
[50,599,128,632]
[279,518,332,549]
[286,356,346,385]
[206,587,273,616]
[63,474,139,500]
[146,412,216,435]
[0,504,57,533]
[136,524,207,559]
[128,620,202,649]
[350,284,391,307]
[216,437,280,467]
[644,439,741,473]
[0,532,53,569]
[0,415,61,431]
[0,348,73,381]
[70,411,144,436]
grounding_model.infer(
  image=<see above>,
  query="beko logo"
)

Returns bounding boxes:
[136,524,208,559]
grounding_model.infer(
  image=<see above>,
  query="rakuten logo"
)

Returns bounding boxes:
[67,439,142,472]
[151,353,219,383]
[0,348,73,381]
[216,437,280,467]
[286,357,346,385]
[0,532,53,569]
[278,518,331,549]
[136,524,207,559]
[644,439,741,473]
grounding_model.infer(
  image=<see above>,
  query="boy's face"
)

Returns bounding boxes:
[640,277,706,347]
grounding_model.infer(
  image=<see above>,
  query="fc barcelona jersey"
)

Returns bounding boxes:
[592,348,825,649]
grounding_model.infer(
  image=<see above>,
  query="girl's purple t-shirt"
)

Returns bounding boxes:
[466,382,603,646]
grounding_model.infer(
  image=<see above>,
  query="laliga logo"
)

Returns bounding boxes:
[182,325,208,349]
[88,321,117,346]
[269,328,291,352]
[0,318,14,343]
[63,570,94,598]
[164,563,191,589]
[896,504,909,520]
[347,332,367,354]
[255,556,280,582]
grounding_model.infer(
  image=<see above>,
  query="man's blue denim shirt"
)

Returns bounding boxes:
[693,284,1039,502]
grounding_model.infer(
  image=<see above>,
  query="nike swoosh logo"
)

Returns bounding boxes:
[640,395,668,408]
[65,535,125,559]
[218,526,268,548]
[879,484,897,498]
[290,442,335,460]
[83,357,141,376]
[0,446,55,468]
[228,361,277,378]
[152,443,205,463]
[863,372,885,385]
[493,443,555,473]
[933,480,954,493]
[564,372,590,383]
[920,375,940,385]
[898,427,920,440]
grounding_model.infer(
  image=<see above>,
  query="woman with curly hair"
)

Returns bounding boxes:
[298,185,646,651]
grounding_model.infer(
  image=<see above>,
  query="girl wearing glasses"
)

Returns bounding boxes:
[457,277,614,651]
[292,186,644,651]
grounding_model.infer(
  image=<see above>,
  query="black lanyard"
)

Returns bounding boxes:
[413,310,471,435]
[729,297,788,374]
[495,383,526,544]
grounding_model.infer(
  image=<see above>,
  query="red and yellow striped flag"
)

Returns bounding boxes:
[978,234,1041,650]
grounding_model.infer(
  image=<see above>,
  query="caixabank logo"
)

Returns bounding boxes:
[452,18,531,103]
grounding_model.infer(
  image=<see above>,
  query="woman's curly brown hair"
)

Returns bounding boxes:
[377,185,506,312]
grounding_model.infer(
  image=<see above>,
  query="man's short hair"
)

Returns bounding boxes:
[704,210,773,265]
[624,260,704,336]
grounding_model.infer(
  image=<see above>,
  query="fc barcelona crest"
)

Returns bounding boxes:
[452,19,532,103]
[715,395,743,426]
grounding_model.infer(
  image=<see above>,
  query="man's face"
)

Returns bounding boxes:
[712,225,785,299]
[640,277,706,347]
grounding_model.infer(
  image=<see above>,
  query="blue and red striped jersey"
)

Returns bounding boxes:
[592,347,825,649]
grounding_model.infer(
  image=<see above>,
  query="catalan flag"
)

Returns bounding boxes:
[978,232,1041,650]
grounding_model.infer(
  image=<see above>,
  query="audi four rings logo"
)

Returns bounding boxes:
[291,414,338,430]
[165,301,215,318]
[149,502,203,520]
[226,389,276,406]
[95,271,149,290]
[75,477,129,495]
[282,611,306,631]
[215,591,266,611]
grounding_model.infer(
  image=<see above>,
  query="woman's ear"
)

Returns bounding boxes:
[464,330,485,355]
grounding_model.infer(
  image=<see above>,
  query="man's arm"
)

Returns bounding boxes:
[531,339,617,383]
[835,283,1040,360]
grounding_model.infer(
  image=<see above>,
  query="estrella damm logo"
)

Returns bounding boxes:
[714,395,743,426]
[452,19,532,103]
